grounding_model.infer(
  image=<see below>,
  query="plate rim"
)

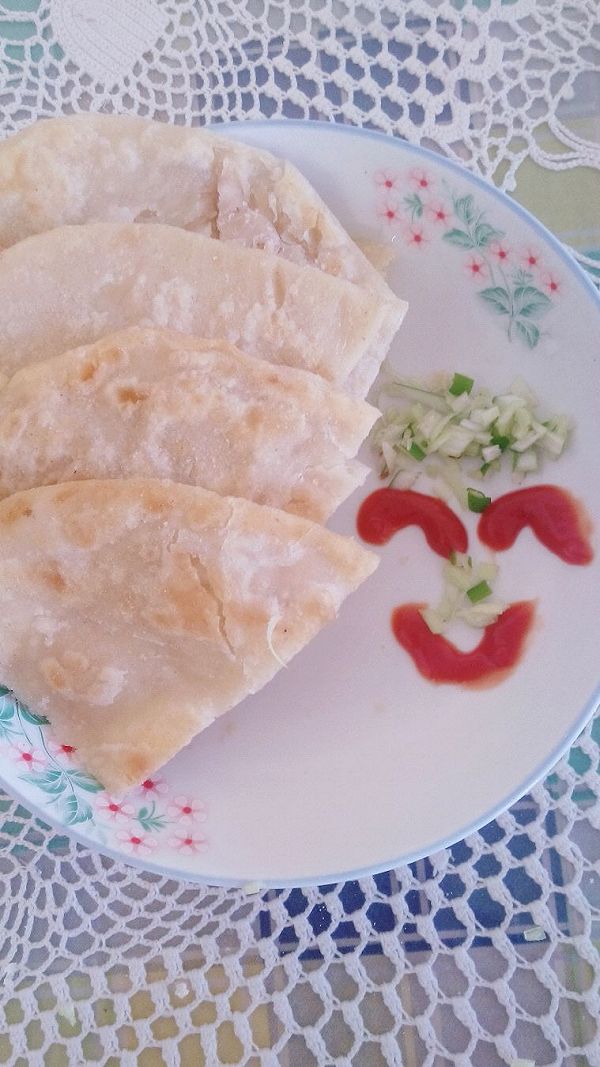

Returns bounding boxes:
[0,118,598,888]
[217,118,600,312]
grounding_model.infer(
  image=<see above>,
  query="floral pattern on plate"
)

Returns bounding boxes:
[0,687,209,852]
[374,167,560,348]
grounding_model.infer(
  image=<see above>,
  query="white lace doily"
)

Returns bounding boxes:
[0,2,599,1064]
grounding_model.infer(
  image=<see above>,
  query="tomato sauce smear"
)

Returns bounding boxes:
[392,601,536,687]
[357,488,468,558]
[478,485,593,565]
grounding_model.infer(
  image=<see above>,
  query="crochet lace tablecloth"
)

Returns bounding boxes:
[0,3,599,1065]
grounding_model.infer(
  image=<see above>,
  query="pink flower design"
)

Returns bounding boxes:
[465,256,487,279]
[48,740,77,760]
[374,169,400,190]
[410,167,432,191]
[9,743,45,769]
[169,833,208,854]
[522,247,542,271]
[405,224,427,249]
[116,828,158,855]
[426,201,451,224]
[97,795,135,821]
[490,241,511,263]
[167,795,207,822]
[542,272,560,294]
[136,776,168,797]
[376,199,401,225]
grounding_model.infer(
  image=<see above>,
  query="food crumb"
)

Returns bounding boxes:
[523,925,546,942]
[241,881,264,895]
[56,999,77,1027]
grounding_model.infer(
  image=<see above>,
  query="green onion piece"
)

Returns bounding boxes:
[480,461,492,475]
[467,487,492,513]
[449,372,474,397]
[467,580,493,604]
[409,441,426,461]
[490,432,511,451]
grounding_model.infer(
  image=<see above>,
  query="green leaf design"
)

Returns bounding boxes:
[513,268,533,286]
[454,194,475,226]
[479,286,512,315]
[18,704,50,726]
[515,319,541,348]
[68,770,104,794]
[443,228,475,249]
[20,769,67,796]
[513,285,551,318]
[403,192,424,220]
[137,802,168,833]
[473,222,501,248]
[0,686,11,697]
[63,793,93,825]
[0,697,15,724]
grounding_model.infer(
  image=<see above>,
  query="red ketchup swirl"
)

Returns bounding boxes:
[392,601,535,687]
[357,488,468,558]
[478,485,593,565]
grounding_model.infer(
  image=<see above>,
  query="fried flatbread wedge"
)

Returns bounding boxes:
[0,327,378,521]
[0,223,406,395]
[0,112,393,298]
[0,480,377,792]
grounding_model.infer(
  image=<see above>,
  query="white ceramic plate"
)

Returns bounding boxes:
[0,121,598,887]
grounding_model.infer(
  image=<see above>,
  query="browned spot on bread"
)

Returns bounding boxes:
[150,584,216,639]
[227,602,269,633]
[57,484,115,532]
[54,485,78,503]
[79,358,99,382]
[62,514,97,548]
[0,498,33,525]
[117,385,149,405]
[147,552,222,640]
[41,652,90,694]
[302,592,336,626]
[141,487,170,514]
[80,346,122,381]
[245,406,265,433]
[123,750,153,784]
[37,562,67,592]
[41,658,67,691]
[2,411,25,436]
[288,486,321,522]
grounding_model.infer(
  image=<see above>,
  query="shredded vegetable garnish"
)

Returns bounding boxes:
[372,369,571,509]
[266,616,287,668]
[467,488,491,513]
[420,553,504,634]
[466,579,493,604]
[448,372,474,397]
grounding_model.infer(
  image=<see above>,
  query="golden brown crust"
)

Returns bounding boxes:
[0,222,406,395]
[0,479,377,791]
[0,326,377,520]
